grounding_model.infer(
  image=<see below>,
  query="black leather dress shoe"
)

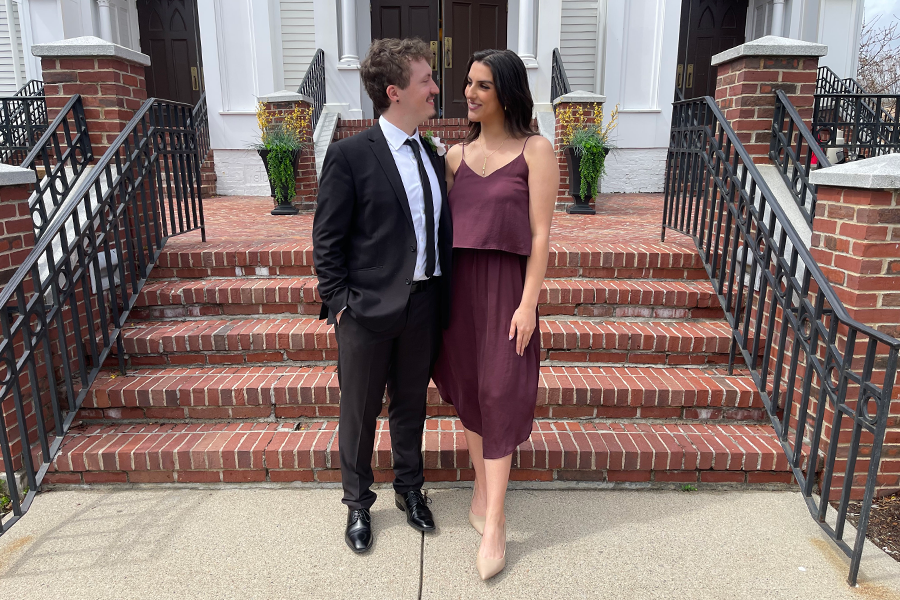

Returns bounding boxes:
[395,489,436,532]
[345,508,373,553]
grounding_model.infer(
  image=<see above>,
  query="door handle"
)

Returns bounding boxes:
[443,37,452,69]
[686,64,694,88]
[429,41,438,70]
[191,67,199,91]
[676,64,684,87]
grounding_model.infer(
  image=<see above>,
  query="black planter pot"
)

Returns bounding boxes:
[564,146,596,215]
[258,148,301,215]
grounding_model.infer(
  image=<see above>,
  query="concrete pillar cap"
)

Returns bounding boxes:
[553,91,606,106]
[711,35,827,66]
[0,164,37,187]
[31,36,151,67]
[259,91,314,105]
[809,154,900,190]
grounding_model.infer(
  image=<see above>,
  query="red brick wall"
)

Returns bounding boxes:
[714,56,819,163]
[0,180,53,474]
[0,183,35,287]
[333,118,471,143]
[810,185,900,497]
[39,56,148,160]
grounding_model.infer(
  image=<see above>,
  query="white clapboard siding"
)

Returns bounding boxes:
[280,0,317,91]
[0,2,26,95]
[560,0,600,92]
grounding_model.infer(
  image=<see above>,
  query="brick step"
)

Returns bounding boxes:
[116,318,737,367]
[149,242,704,281]
[45,420,795,485]
[79,365,763,422]
[131,277,723,320]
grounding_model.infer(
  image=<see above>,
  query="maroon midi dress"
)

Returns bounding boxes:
[432,139,540,460]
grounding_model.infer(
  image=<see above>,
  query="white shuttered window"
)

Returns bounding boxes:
[0,2,26,95]
[280,0,316,91]
[560,0,600,92]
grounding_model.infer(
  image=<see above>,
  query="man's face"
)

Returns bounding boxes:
[393,58,440,122]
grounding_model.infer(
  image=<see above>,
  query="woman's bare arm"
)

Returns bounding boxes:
[509,135,558,355]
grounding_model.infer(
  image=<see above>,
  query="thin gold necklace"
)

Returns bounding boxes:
[479,134,511,176]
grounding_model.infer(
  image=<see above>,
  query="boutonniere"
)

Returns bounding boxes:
[421,131,447,157]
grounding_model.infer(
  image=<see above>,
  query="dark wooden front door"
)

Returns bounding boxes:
[137,0,204,105]
[442,0,507,118]
[370,0,507,118]
[675,0,748,99]
[371,0,441,114]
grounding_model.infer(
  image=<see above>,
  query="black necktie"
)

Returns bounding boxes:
[403,138,436,278]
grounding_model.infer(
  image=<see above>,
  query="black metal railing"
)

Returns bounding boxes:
[663,96,899,586]
[14,80,44,98]
[0,97,205,536]
[21,95,93,240]
[192,92,210,162]
[770,90,831,225]
[813,93,900,160]
[297,49,325,133]
[817,66,894,124]
[551,48,571,104]
[0,96,48,166]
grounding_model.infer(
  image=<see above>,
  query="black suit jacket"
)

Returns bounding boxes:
[313,125,453,332]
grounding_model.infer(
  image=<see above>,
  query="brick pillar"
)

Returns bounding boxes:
[0,165,38,476]
[0,166,36,288]
[553,91,606,211]
[809,154,900,498]
[711,36,827,163]
[31,36,150,159]
[259,91,317,210]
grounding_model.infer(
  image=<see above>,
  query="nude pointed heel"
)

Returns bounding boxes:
[475,525,506,581]
[468,510,486,535]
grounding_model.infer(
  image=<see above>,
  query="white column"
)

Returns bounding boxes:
[5,0,23,87]
[97,0,113,42]
[517,0,537,67]
[339,0,359,66]
[771,0,786,37]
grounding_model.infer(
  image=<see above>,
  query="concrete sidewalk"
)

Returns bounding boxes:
[1,487,899,599]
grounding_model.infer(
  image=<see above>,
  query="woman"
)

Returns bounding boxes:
[432,49,557,581]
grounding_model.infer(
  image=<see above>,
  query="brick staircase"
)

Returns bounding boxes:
[44,195,796,487]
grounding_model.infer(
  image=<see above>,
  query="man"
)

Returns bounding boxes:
[313,38,452,554]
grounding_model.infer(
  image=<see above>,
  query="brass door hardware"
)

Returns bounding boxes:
[191,67,199,91]
[443,37,452,69]
[430,41,438,70]
[676,64,684,88]
[686,64,694,88]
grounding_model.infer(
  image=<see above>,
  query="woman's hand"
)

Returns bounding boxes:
[508,305,536,356]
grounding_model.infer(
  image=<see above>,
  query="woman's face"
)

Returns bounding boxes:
[465,61,503,123]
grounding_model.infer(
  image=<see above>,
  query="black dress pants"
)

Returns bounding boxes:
[335,283,440,510]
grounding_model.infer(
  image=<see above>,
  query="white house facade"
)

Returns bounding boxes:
[1,0,866,194]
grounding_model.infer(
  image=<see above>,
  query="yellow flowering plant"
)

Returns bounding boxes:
[253,102,312,205]
[557,103,619,198]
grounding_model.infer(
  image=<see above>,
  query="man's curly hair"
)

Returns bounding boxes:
[361,38,434,113]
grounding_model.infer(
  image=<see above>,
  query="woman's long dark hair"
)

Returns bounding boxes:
[463,49,536,143]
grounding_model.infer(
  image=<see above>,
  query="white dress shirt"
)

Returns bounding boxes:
[379,116,442,280]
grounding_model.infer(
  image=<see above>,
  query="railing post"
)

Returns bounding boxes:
[552,91,606,211]
[711,36,827,164]
[0,164,37,480]
[31,36,151,159]
[259,91,318,211]
[810,154,900,498]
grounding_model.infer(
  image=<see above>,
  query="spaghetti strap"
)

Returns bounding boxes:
[519,135,533,156]
[461,143,466,158]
